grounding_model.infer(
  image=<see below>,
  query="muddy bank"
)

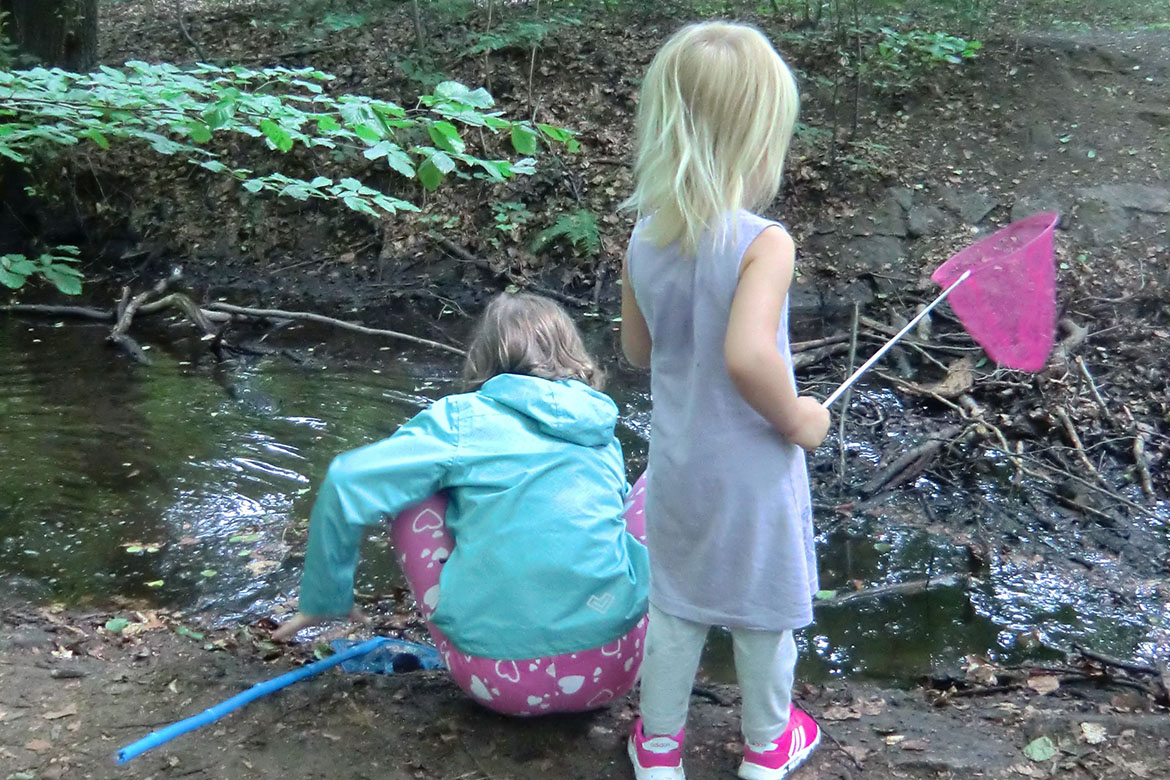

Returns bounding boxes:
[2,603,1169,780]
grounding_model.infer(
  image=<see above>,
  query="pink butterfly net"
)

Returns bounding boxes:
[931,212,1059,372]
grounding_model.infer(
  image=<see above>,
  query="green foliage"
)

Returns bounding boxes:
[1,246,84,294]
[532,209,600,256]
[466,14,581,56]
[867,27,982,93]
[0,62,578,219]
[491,201,533,240]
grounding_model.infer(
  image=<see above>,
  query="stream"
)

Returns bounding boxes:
[1,310,1167,685]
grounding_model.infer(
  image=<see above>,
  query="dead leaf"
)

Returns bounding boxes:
[857,698,886,716]
[901,739,929,751]
[43,704,77,720]
[884,734,905,746]
[1079,722,1107,745]
[843,745,869,764]
[25,738,52,752]
[821,705,861,721]
[1027,676,1061,695]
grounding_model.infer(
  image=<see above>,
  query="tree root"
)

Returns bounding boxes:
[3,272,467,361]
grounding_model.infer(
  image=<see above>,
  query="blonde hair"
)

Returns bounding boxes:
[463,292,604,390]
[624,22,800,253]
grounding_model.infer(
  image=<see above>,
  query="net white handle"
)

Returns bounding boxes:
[821,270,972,409]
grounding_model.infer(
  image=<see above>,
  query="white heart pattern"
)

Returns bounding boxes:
[586,593,615,613]
[411,507,444,533]
[468,675,493,701]
[495,660,521,684]
[557,675,585,695]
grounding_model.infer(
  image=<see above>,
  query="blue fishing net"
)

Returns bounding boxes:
[329,638,445,674]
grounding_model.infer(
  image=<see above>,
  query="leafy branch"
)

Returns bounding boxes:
[0,62,579,219]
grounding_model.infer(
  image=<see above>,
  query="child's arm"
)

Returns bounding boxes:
[724,227,830,452]
[621,254,652,368]
[273,401,460,640]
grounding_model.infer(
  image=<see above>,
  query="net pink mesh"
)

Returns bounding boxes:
[931,212,1059,372]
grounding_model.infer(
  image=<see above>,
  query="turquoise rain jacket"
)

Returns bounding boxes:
[298,373,650,659]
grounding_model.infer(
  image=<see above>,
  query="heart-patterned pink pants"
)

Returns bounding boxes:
[389,475,648,715]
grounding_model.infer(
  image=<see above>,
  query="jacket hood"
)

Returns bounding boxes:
[478,374,618,447]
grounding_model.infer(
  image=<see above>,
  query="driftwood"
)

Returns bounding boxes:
[861,424,964,497]
[203,303,466,356]
[107,272,181,364]
[3,276,467,360]
[816,573,972,608]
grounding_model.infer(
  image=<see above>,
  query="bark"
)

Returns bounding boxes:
[1,0,98,70]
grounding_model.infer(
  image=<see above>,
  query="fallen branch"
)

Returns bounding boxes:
[203,302,467,356]
[108,272,181,364]
[0,304,113,321]
[861,424,964,497]
[1053,407,1106,486]
[1122,406,1156,500]
[816,573,971,608]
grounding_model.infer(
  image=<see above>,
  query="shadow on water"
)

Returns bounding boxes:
[1,313,1166,684]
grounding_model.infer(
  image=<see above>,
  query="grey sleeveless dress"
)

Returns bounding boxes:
[627,210,818,631]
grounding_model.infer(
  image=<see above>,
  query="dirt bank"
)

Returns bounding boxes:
[2,603,1168,780]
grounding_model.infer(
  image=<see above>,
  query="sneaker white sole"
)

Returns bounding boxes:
[735,730,821,780]
[627,737,686,780]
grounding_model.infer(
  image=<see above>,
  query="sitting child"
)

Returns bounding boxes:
[274,292,650,715]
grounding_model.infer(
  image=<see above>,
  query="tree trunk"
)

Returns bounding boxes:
[1,0,98,71]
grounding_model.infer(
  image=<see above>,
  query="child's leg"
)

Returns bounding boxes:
[388,494,452,621]
[730,628,797,746]
[639,604,709,736]
[624,471,648,543]
[390,493,650,716]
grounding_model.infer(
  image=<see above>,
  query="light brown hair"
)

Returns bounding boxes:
[463,292,604,390]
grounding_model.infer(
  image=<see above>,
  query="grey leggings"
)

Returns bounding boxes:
[638,604,797,746]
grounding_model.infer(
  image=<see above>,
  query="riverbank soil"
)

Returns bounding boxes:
[3,603,1169,780]
[2,0,1169,778]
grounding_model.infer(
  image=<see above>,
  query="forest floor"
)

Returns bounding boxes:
[2,1,1169,779]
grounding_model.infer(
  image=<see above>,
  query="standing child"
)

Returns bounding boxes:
[274,292,650,716]
[621,22,831,780]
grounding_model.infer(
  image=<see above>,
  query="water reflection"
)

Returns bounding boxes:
[1,314,1166,682]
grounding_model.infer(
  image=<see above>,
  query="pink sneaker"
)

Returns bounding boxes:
[738,705,821,780]
[627,717,686,780]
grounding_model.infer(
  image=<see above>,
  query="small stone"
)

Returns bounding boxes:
[907,205,953,237]
[887,186,914,211]
[1072,200,1130,246]
[1078,183,1170,214]
[942,189,999,225]
[1011,191,1069,225]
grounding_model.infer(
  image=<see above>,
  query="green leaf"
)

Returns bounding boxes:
[510,125,538,155]
[434,81,494,109]
[429,150,455,175]
[259,119,294,152]
[105,618,130,634]
[186,121,212,143]
[814,589,838,600]
[174,625,204,640]
[84,128,110,150]
[145,580,164,588]
[0,266,27,288]
[427,120,465,154]
[200,569,218,578]
[352,123,382,143]
[1023,736,1058,762]
[417,158,443,190]
[242,179,265,193]
[317,115,340,133]
[874,542,894,552]
[228,533,262,543]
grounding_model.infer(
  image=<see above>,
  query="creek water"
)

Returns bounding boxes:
[1,311,1167,684]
